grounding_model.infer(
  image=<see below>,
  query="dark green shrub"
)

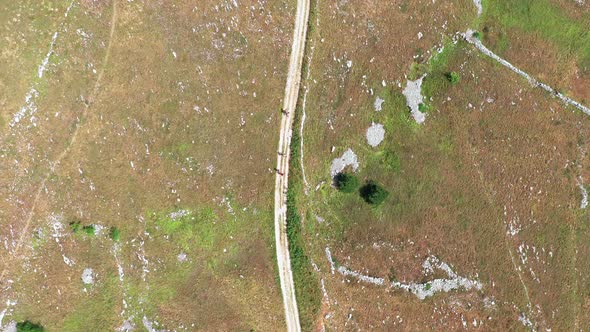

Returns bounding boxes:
[472,31,481,40]
[334,172,359,193]
[445,71,460,84]
[82,225,95,236]
[16,321,44,332]
[69,221,81,234]
[359,180,389,206]
[418,103,429,113]
[110,227,121,241]
[388,267,397,282]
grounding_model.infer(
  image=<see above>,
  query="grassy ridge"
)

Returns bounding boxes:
[287,84,321,332]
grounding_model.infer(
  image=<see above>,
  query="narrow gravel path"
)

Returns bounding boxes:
[274,0,310,330]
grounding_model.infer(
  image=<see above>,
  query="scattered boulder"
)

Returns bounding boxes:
[366,122,385,147]
[402,75,427,124]
[81,268,94,285]
[330,149,359,178]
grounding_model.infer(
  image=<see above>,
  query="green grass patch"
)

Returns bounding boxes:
[382,150,401,173]
[445,71,460,84]
[147,208,218,252]
[61,274,119,331]
[377,87,419,135]
[109,227,120,242]
[482,0,590,75]
[421,41,461,102]
[287,8,323,325]
[287,107,321,331]
[69,220,81,234]
[82,225,96,236]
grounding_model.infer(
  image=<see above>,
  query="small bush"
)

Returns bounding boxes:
[16,321,44,332]
[425,283,432,291]
[334,172,359,193]
[418,103,428,112]
[69,221,81,234]
[445,71,460,84]
[359,180,390,206]
[472,31,481,40]
[82,225,95,236]
[110,227,121,241]
[388,267,397,282]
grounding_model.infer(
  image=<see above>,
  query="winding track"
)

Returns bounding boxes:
[274,0,310,330]
[0,0,118,281]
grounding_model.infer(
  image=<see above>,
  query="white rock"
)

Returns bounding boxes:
[374,96,385,112]
[402,75,427,124]
[81,268,94,285]
[366,123,385,147]
[330,149,359,177]
[473,0,483,16]
[177,252,187,262]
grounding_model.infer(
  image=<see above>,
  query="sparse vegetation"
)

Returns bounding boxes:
[388,267,397,282]
[287,39,322,328]
[69,220,81,234]
[418,102,429,113]
[482,0,590,76]
[70,221,97,237]
[334,172,360,193]
[109,227,120,242]
[16,321,44,332]
[0,0,291,330]
[359,181,389,206]
[382,151,401,173]
[420,41,461,104]
[148,208,217,251]
[82,225,96,236]
[445,71,460,84]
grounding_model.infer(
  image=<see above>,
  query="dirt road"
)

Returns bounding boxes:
[274,0,310,331]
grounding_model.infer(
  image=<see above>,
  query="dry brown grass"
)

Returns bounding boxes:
[0,0,293,330]
[299,0,590,330]
[480,0,590,103]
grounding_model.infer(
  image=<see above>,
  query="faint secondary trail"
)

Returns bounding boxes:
[0,0,118,282]
[10,0,76,127]
[467,143,537,328]
[275,0,310,330]
[464,30,590,115]
[299,0,319,196]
